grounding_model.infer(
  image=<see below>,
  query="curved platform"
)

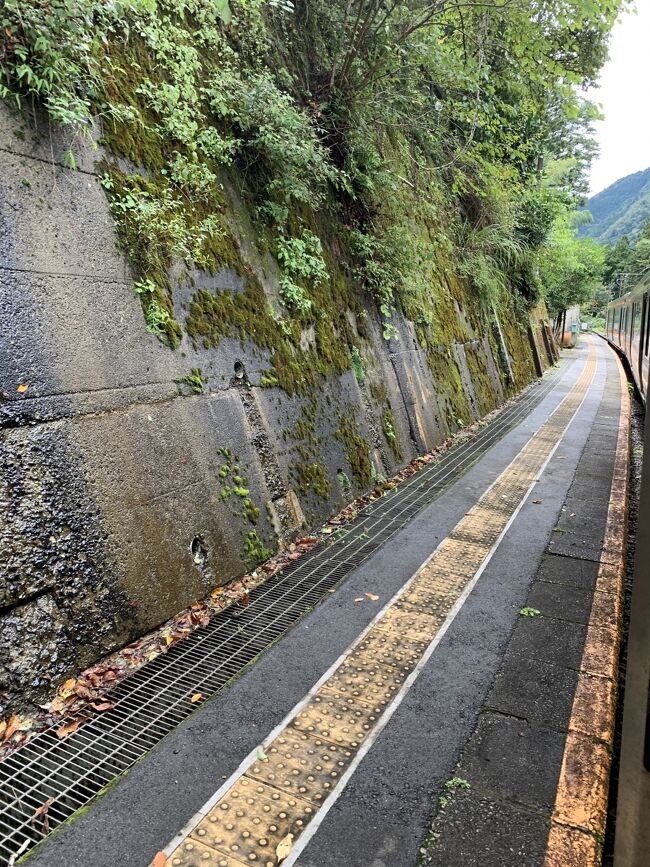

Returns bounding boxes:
[18,335,630,867]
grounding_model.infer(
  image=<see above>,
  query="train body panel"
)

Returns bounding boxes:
[605,275,650,403]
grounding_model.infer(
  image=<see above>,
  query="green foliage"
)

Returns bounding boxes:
[205,68,335,209]
[519,607,541,617]
[457,223,526,310]
[0,0,626,388]
[537,208,605,318]
[275,230,328,314]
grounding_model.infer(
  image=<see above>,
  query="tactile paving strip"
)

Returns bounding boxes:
[162,349,597,866]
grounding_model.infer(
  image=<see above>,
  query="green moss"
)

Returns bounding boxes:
[498,305,536,389]
[184,249,358,396]
[218,454,260,523]
[335,410,372,488]
[177,367,207,394]
[295,460,331,499]
[244,530,274,565]
[463,342,499,417]
[425,343,472,428]
[243,497,261,523]
[99,37,167,172]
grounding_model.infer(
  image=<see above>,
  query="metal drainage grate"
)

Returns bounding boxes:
[0,365,563,864]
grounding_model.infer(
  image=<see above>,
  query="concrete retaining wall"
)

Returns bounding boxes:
[0,104,540,713]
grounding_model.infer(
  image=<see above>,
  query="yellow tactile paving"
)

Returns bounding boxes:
[161,348,597,867]
[289,692,382,748]
[191,778,314,865]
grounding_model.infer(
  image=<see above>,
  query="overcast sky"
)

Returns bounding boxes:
[586,3,650,196]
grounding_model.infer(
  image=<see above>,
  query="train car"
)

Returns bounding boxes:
[605,273,650,403]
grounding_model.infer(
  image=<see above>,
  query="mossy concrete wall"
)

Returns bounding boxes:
[0,103,540,713]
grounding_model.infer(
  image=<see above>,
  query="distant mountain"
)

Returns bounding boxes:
[580,167,650,244]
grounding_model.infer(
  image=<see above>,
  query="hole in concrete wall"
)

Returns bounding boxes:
[234,361,245,380]
[190,535,208,566]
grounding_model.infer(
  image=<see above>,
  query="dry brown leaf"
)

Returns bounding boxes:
[90,702,115,712]
[365,592,379,601]
[56,718,84,739]
[32,797,54,832]
[16,383,29,393]
[276,832,294,863]
[0,720,6,740]
[151,852,167,867]
[3,714,20,741]
[191,693,202,703]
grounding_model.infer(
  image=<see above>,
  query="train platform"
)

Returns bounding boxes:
[18,334,630,867]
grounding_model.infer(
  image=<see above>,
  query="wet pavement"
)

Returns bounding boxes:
[21,335,628,867]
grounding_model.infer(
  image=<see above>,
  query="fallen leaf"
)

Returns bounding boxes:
[276,833,294,863]
[90,702,115,712]
[3,714,20,741]
[16,383,29,393]
[354,597,364,603]
[257,747,267,761]
[532,499,542,504]
[151,853,167,867]
[32,797,54,833]
[191,693,202,703]
[365,592,379,601]
[60,678,77,694]
[56,718,85,739]
[0,721,6,740]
